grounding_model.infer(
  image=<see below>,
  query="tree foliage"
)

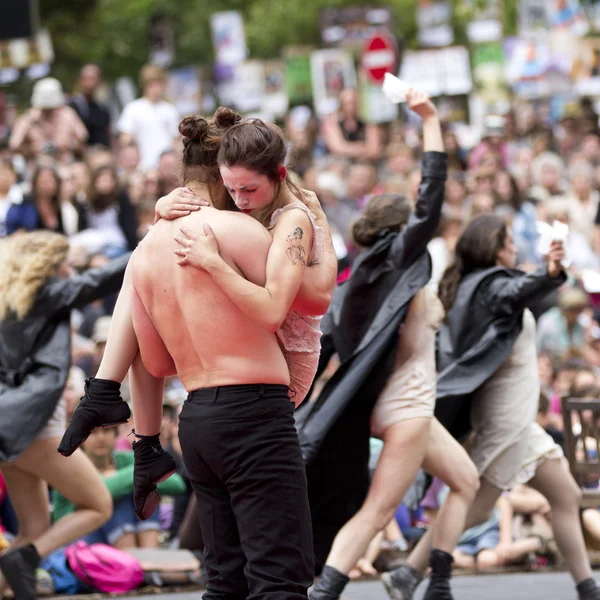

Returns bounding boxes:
[18,0,517,96]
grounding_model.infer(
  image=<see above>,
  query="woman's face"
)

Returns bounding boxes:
[94,171,116,195]
[60,169,76,201]
[572,173,591,198]
[71,162,90,193]
[445,179,465,205]
[537,355,554,386]
[443,132,458,153]
[35,169,58,197]
[494,171,512,202]
[220,164,278,214]
[496,228,517,268]
[541,164,560,190]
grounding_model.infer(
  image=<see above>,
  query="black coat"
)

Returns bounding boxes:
[435,265,567,441]
[0,254,129,462]
[294,151,447,570]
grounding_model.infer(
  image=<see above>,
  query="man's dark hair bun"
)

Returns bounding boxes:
[214,106,242,129]
[179,116,209,141]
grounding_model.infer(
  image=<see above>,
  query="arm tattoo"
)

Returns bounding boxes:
[286,227,307,266]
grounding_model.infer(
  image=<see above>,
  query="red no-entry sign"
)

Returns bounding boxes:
[361,31,397,85]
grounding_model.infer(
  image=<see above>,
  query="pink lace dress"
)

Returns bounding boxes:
[269,203,324,407]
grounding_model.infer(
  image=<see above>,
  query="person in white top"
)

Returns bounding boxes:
[117,65,179,171]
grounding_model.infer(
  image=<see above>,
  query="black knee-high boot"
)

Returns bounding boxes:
[422,549,454,600]
[58,378,131,456]
[309,566,350,600]
[132,431,177,520]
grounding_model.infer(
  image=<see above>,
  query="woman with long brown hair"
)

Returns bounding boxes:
[0,231,129,600]
[385,214,600,600]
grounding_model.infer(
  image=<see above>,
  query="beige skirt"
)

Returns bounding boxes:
[370,288,443,437]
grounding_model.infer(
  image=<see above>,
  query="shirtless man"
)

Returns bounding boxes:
[130,204,313,599]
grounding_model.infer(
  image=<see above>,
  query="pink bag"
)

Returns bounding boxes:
[65,541,143,593]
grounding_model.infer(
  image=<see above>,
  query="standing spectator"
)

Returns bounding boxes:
[117,65,179,171]
[322,88,382,161]
[157,149,179,196]
[117,142,140,184]
[76,166,138,256]
[6,165,64,234]
[69,64,111,148]
[9,78,88,162]
[0,158,20,238]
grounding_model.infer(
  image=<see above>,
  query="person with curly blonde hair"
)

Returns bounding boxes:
[0,230,129,600]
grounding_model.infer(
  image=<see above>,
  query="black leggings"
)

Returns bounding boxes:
[178,383,314,600]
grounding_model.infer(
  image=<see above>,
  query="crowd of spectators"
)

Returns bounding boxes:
[3,57,600,588]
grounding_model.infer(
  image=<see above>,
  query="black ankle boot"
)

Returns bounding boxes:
[578,578,600,600]
[132,432,177,520]
[0,543,41,600]
[309,566,349,600]
[422,549,454,600]
[381,563,423,600]
[57,378,131,456]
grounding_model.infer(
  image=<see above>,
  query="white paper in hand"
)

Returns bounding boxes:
[382,72,411,104]
[536,220,570,267]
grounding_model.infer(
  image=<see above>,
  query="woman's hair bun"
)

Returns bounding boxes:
[352,217,378,248]
[214,106,242,129]
[179,116,209,141]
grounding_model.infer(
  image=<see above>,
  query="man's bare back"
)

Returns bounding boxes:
[131,207,290,391]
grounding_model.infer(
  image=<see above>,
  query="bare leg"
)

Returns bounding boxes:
[476,538,542,571]
[451,551,475,570]
[113,532,136,550]
[2,438,112,557]
[419,419,480,556]
[408,477,501,573]
[129,352,164,436]
[96,263,139,382]
[325,418,431,574]
[582,508,600,543]
[137,530,160,548]
[527,458,591,584]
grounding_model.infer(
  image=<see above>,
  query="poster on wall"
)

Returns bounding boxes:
[504,38,552,97]
[210,11,247,68]
[284,48,313,105]
[472,42,508,103]
[548,0,589,36]
[463,0,503,43]
[519,0,549,37]
[319,6,394,50]
[417,0,454,47]
[572,38,600,94]
[582,0,600,30]
[167,67,201,116]
[310,49,356,116]
[263,60,289,119]
[398,47,472,97]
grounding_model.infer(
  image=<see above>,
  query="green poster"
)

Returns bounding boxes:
[285,54,313,105]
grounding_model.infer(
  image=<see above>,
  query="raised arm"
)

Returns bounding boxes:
[175,209,313,333]
[390,90,447,268]
[483,240,566,316]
